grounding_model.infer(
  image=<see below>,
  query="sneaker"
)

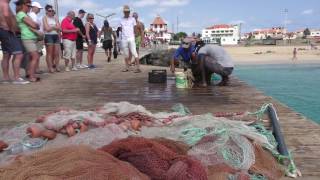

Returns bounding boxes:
[12,78,30,85]
[65,67,71,72]
[88,64,97,69]
[134,69,142,73]
[76,64,82,69]
[81,64,89,68]
[71,67,79,71]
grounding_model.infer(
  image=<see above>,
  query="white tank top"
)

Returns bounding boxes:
[44,16,58,35]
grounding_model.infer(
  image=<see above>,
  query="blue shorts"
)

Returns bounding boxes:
[44,34,59,45]
[0,28,23,55]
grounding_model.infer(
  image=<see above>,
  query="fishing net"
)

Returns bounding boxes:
[250,143,284,180]
[0,145,150,180]
[141,114,272,148]
[0,124,128,166]
[97,102,187,123]
[99,137,208,180]
[39,109,106,131]
[152,138,190,155]
[188,133,255,170]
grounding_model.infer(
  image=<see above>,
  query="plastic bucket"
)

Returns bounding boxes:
[175,72,188,88]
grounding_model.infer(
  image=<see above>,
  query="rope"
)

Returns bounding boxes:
[249,103,301,178]
[248,103,273,121]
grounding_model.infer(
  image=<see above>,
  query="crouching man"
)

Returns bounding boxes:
[197,44,234,86]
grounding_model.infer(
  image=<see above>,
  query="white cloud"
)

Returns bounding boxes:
[133,0,190,8]
[230,20,246,25]
[133,0,158,7]
[59,0,98,10]
[160,0,190,7]
[301,9,313,15]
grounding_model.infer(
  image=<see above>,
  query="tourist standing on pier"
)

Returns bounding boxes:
[197,44,234,86]
[28,1,44,74]
[119,5,141,73]
[133,12,144,55]
[61,11,79,72]
[85,13,99,69]
[0,0,29,84]
[16,0,41,82]
[100,20,115,62]
[43,4,60,73]
[116,27,122,54]
[73,9,87,69]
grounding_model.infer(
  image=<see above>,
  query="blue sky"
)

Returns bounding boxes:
[14,0,320,34]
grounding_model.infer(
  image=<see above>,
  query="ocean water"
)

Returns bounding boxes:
[235,63,320,124]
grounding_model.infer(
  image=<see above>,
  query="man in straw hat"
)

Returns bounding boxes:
[118,5,141,73]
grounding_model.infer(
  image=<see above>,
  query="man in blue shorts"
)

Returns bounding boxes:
[0,0,29,84]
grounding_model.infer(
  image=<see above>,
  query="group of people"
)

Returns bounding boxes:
[1,1,146,85]
[172,38,235,87]
[1,1,231,86]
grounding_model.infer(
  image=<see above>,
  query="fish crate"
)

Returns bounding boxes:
[148,70,167,83]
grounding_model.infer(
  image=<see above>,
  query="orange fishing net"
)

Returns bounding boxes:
[0,145,149,180]
[250,143,284,180]
[99,137,208,180]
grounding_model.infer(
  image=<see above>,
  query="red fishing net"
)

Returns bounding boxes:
[250,143,284,180]
[99,137,208,180]
[152,138,190,155]
[0,145,150,180]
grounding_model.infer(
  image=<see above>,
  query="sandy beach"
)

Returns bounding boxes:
[225,45,320,65]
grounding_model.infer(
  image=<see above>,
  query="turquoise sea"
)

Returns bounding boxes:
[235,63,320,124]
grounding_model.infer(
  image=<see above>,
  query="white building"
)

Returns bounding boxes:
[149,15,172,42]
[252,27,286,40]
[201,24,240,45]
[310,29,320,38]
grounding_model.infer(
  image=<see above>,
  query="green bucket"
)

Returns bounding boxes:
[175,72,188,88]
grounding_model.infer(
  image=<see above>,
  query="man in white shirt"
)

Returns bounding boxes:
[118,5,140,73]
[28,1,43,74]
[197,44,234,86]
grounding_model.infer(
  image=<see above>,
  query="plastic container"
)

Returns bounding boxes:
[148,70,167,83]
[175,72,188,88]
[6,143,25,155]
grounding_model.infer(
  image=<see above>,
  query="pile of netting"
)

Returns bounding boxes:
[0,145,150,180]
[0,102,299,179]
[99,137,207,180]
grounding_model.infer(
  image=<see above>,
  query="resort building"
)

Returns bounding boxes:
[149,15,172,42]
[201,24,241,45]
[251,27,287,40]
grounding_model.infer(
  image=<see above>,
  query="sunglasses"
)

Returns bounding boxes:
[89,17,94,19]
[47,9,54,12]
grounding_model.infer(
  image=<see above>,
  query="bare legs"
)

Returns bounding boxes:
[1,53,24,80]
[45,44,54,73]
[87,45,96,66]
[76,49,83,65]
[28,51,40,81]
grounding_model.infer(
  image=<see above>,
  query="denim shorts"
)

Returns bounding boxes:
[44,34,59,45]
[0,28,23,55]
